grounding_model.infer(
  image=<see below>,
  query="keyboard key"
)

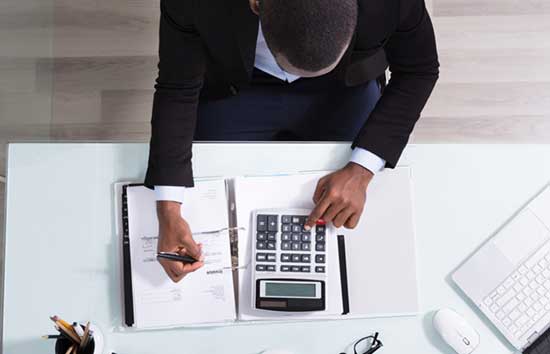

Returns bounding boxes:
[511,272,521,281]
[509,310,521,321]
[257,242,266,250]
[267,233,277,241]
[519,265,528,274]
[281,254,291,262]
[497,286,506,295]
[281,265,290,272]
[316,242,326,252]
[282,215,292,224]
[533,302,543,311]
[266,265,276,272]
[316,234,325,242]
[301,234,311,242]
[518,303,528,312]
[519,277,528,286]
[281,242,291,250]
[490,304,499,313]
[267,215,278,232]
[291,216,301,224]
[496,290,516,307]
[536,275,546,284]
[291,242,301,250]
[256,253,267,261]
[534,264,543,274]
[517,293,526,302]
[527,308,536,317]
[281,233,291,241]
[301,266,311,272]
[537,287,546,296]
[267,242,276,250]
[316,255,326,263]
[496,311,505,319]
[292,254,301,262]
[504,278,514,288]
[291,266,301,272]
[292,233,301,242]
[513,283,523,293]
[502,298,518,313]
[257,232,266,241]
[527,271,536,280]
[529,281,538,290]
[302,243,311,251]
[256,265,266,271]
[316,225,326,233]
[292,225,302,233]
[315,266,326,273]
[282,224,291,232]
[257,215,267,231]
[267,254,276,262]
[484,297,493,306]
[502,318,511,327]
[302,254,311,263]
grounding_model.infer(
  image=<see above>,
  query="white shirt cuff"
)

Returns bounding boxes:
[154,186,186,204]
[349,148,386,174]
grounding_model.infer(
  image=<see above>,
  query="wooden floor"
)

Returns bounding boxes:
[1,0,550,263]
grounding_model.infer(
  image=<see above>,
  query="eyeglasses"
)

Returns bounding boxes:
[341,332,383,354]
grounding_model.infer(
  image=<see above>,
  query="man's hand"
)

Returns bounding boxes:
[157,201,204,283]
[305,163,373,230]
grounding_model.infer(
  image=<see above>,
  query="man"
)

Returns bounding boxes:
[145,0,439,282]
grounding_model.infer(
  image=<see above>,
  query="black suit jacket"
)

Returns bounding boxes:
[145,0,439,188]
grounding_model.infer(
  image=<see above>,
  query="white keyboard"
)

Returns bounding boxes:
[484,242,550,340]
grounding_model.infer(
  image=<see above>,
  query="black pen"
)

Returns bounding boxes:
[156,252,198,264]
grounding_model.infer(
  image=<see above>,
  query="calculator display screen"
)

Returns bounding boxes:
[265,282,316,298]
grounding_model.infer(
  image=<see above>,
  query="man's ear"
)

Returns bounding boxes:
[249,0,260,15]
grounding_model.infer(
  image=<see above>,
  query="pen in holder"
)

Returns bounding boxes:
[48,318,104,354]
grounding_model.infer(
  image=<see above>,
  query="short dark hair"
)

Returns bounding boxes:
[259,0,358,72]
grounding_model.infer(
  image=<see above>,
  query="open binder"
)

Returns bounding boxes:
[115,168,418,329]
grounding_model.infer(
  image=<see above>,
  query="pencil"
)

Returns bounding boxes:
[80,322,91,349]
[54,323,81,344]
[64,345,73,354]
[41,334,61,340]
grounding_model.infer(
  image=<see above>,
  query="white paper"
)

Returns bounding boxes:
[126,180,236,328]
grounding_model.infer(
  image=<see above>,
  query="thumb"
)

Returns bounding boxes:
[181,234,201,260]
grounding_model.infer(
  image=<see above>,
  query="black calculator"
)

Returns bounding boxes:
[251,209,332,312]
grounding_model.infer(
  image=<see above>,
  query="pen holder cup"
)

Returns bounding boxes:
[55,336,95,354]
[54,323,103,354]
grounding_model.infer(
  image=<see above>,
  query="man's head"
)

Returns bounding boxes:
[259,0,358,77]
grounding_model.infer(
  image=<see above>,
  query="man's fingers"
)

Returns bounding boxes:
[312,177,328,204]
[159,259,185,282]
[333,208,354,228]
[181,235,202,260]
[344,212,361,229]
[182,261,204,274]
[321,203,345,225]
[306,196,331,229]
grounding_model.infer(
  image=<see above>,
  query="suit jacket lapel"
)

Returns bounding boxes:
[232,0,259,79]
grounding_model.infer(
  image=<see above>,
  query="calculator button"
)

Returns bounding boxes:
[315,266,326,273]
[292,216,301,224]
[281,233,291,241]
[281,265,291,272]
[256,242,266,250]
[267,233,277,241]
[291,243,301,250]
[301,266,311,272]
[256,265,266,271]
[316,225,326,233]
[282,224,291,232]
[257,232,266,241]
[292,234,301,242]
[267,242,276,250]
[291,266,301,272]
[301,234,311,242]
[316,234,325,242]
[282,215,292,224]
[301,243,311,251]
[266,253,276,262]
[256,253,267,261]
[268,215,278,232]
[316,242,325,252]
[292,254,301,262]
[266,265,276,272]
[281,254,291,262]
[292,225,302,233]
[257,215,267,231]
[315,255,325,263]
[302,254,311,263]
[281,242,291,250]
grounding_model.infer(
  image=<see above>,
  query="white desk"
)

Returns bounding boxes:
[4,143,550,354]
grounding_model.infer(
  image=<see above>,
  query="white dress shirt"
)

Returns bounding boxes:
[155,25,385,203]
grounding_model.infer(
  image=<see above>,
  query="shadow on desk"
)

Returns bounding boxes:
[422,311,457,354]
[4,338,51,354]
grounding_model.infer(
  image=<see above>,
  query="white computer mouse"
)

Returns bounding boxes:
[432,308,480,354]
[260,350,294,354]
